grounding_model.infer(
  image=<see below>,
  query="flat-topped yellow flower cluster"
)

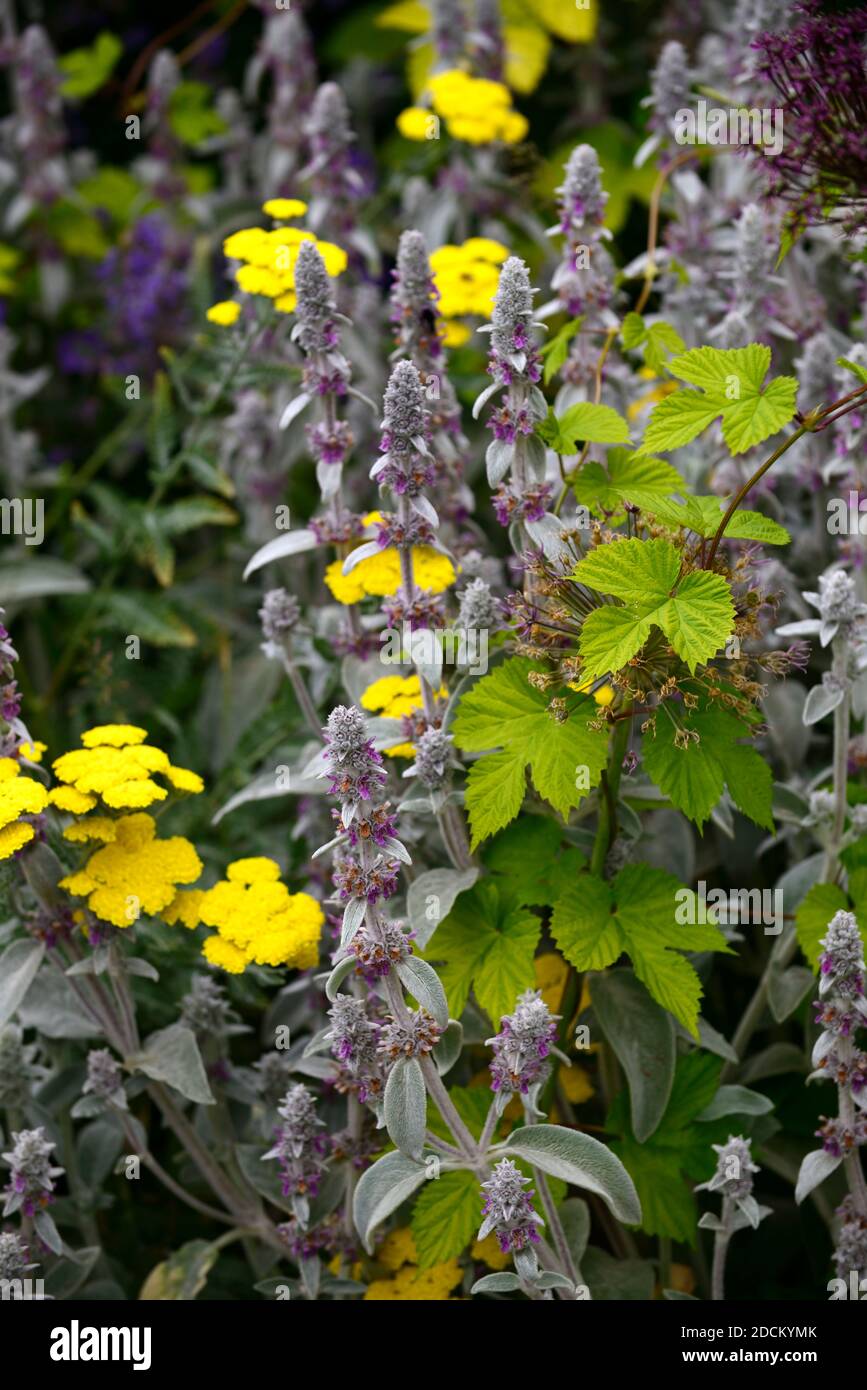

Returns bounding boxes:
[398,70,528,146]
[324,512,456,605]
[0,756,49,859]
[59,812,203,929]
[166,856,323,974]
[50,723,203,812]
[209,199,347,320]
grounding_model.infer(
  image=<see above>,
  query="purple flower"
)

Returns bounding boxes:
[488,989,559,1109]
[479,1159,543,1254]
[751,1,867,232]
[262,1084,330,1225]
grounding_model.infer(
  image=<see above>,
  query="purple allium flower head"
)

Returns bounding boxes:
[488,988,558,1105]
[2,1128,64,1218]
[752,2,867,232]
[479,1158,544,1254]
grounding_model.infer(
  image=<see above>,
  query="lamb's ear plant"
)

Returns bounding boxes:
[6,0,867,1306]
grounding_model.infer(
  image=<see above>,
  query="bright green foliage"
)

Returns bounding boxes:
[550,864,732,1036]
[421,879,541,1024]
[620,312,686,373]
[646,494,790,545]
[643,702,774,831]
[452,657,608,846]
[58,32,123,99]
[411,1170,481,1267]
[795,882,867,969]
[571,448,684,518]
[608,1053,730,1243]
[639,344,798,456]
[169,82,228,144]
[539,319,584,383]
[483,819,585,906]
[537,402,631,454]
[571,538,735,679]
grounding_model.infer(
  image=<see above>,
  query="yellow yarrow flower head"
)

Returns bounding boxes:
[206,300,241,327]
[168,856,324,974]
[428,239,509,343]
[262,198,308,220]
[324,515,456,605]
[218,210,347,321]
[0,759,49,859]
[398,69,527,147]
[51,726,204,815]
[59,813,203,928]
[360,675,447,758]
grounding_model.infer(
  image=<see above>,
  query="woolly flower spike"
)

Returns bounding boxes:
[263,1083,330,1226]
[260,588,301,644]
[0,1230,34,1282]
[471,0,505,81]
[323,706,387,811]
[479,1158,544,1254]
[834,1195,867,1282]
[2,1127,64,1217]
[373,360,434,500]
[0,1025,42,1111]
[556,144,608,233]
[490,256,538,364]
[458,576,500,632]
[378,1008,442,1060]
[181,973,242,1040]
[699,1136,760,1204]
[83,1048,126,1108]
[391,230,442,358]
[819,911,866,1001]
[293,240,339,356]
[430,0,467,68]
[405,727,454,792]
[778,568,867,650]
[488,988,563,1114]
[647,40,691,140]
[697,1135,769,1280]
[327,994,385,1103]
